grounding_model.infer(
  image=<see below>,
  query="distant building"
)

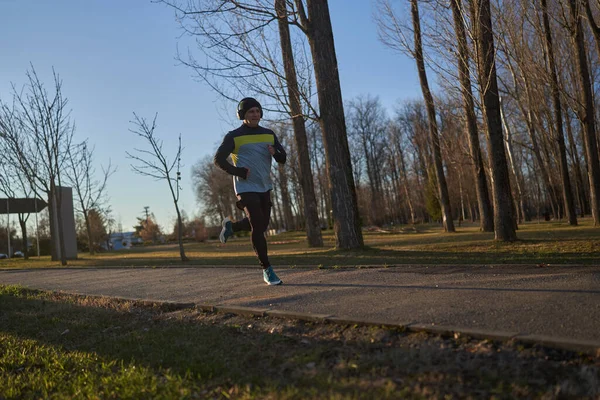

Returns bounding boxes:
[103,232,142,250]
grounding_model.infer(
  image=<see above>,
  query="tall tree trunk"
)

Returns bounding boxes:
[303,0,364,248]
[450,0,493,232]
[175,205,188,262]
[83,209,95,255]
[541,0,577,225]
[410,0,455,232]
[471,0,517,241]
[276,0,323,246]
[568,0,600,225]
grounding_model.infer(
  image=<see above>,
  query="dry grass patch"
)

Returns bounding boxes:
[1,219,599,269]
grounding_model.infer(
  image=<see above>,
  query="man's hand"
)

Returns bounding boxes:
[268,145,275,155]
[243,167,250,179]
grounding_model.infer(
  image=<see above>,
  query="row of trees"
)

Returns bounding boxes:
[171,0,600,247]
[375,0,600,237]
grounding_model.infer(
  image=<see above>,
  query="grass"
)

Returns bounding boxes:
[1,285,598,399]
[1,218,599,269]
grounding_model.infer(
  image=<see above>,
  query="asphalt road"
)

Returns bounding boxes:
[1,264,599,345]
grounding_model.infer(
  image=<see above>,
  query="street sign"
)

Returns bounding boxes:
[0,198,48,214]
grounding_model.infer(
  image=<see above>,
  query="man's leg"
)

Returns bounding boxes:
[219,200,250,243]
[237,192,270,268]
[255,191,281,285]
[259,191,272,233]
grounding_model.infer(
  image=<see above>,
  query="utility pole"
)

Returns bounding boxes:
[143,206,150,223]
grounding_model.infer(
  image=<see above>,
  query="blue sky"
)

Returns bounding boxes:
[1,0,421,232]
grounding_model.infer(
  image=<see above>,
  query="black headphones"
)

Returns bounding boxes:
[237,97,263,120]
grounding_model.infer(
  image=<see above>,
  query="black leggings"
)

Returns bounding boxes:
[231,191,272,269]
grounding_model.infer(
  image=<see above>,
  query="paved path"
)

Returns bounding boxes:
[1,265,599,346]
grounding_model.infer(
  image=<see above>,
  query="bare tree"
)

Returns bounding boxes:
[191,156,241,226]
[396,100,434,223]
[540,0,577,225]
[388,120,416,224]
[347,95,389,226]
[127,113,189,261]
[0,66,75,264]
[276,0,323,246]
[65,140,116,255]
[470,0,517,240]
[566,0,600,225]
[494,0,564,221]
[376,0,456,232]
[449,0,494,232]
[292,0,364,248]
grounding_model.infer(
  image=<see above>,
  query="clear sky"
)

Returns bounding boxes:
[1,0,422,232]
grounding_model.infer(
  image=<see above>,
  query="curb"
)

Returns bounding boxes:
[72,292,600,358]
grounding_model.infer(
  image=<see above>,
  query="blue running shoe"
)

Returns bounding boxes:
[263,266,282,285]
[219,217,234,243]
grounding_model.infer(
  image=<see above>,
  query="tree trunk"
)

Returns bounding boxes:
[175,204,188,262]
[410,0,455,232]
[568,0,600,225]
[304,0,363,249]
[541,0,577,225]
[471,0,517,241]
[450,0,493,232]
[276,0,323,246]
[83,209,95,255]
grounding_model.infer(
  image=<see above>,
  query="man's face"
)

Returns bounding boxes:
[243,107,261,127]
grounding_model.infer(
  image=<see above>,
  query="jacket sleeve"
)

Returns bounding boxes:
[213,133,248,178]
[272,134,287,164]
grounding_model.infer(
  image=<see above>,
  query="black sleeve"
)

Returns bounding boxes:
[213,133,248,178]
[272,134,287,164]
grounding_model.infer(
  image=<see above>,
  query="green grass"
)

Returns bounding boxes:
[1,219,599,269]
[1,285,597,399]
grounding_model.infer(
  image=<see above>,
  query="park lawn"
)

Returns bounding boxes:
[1,219,599,269]
[1,285,597,399]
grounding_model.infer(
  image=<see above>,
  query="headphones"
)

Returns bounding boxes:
[237,97,263,120]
